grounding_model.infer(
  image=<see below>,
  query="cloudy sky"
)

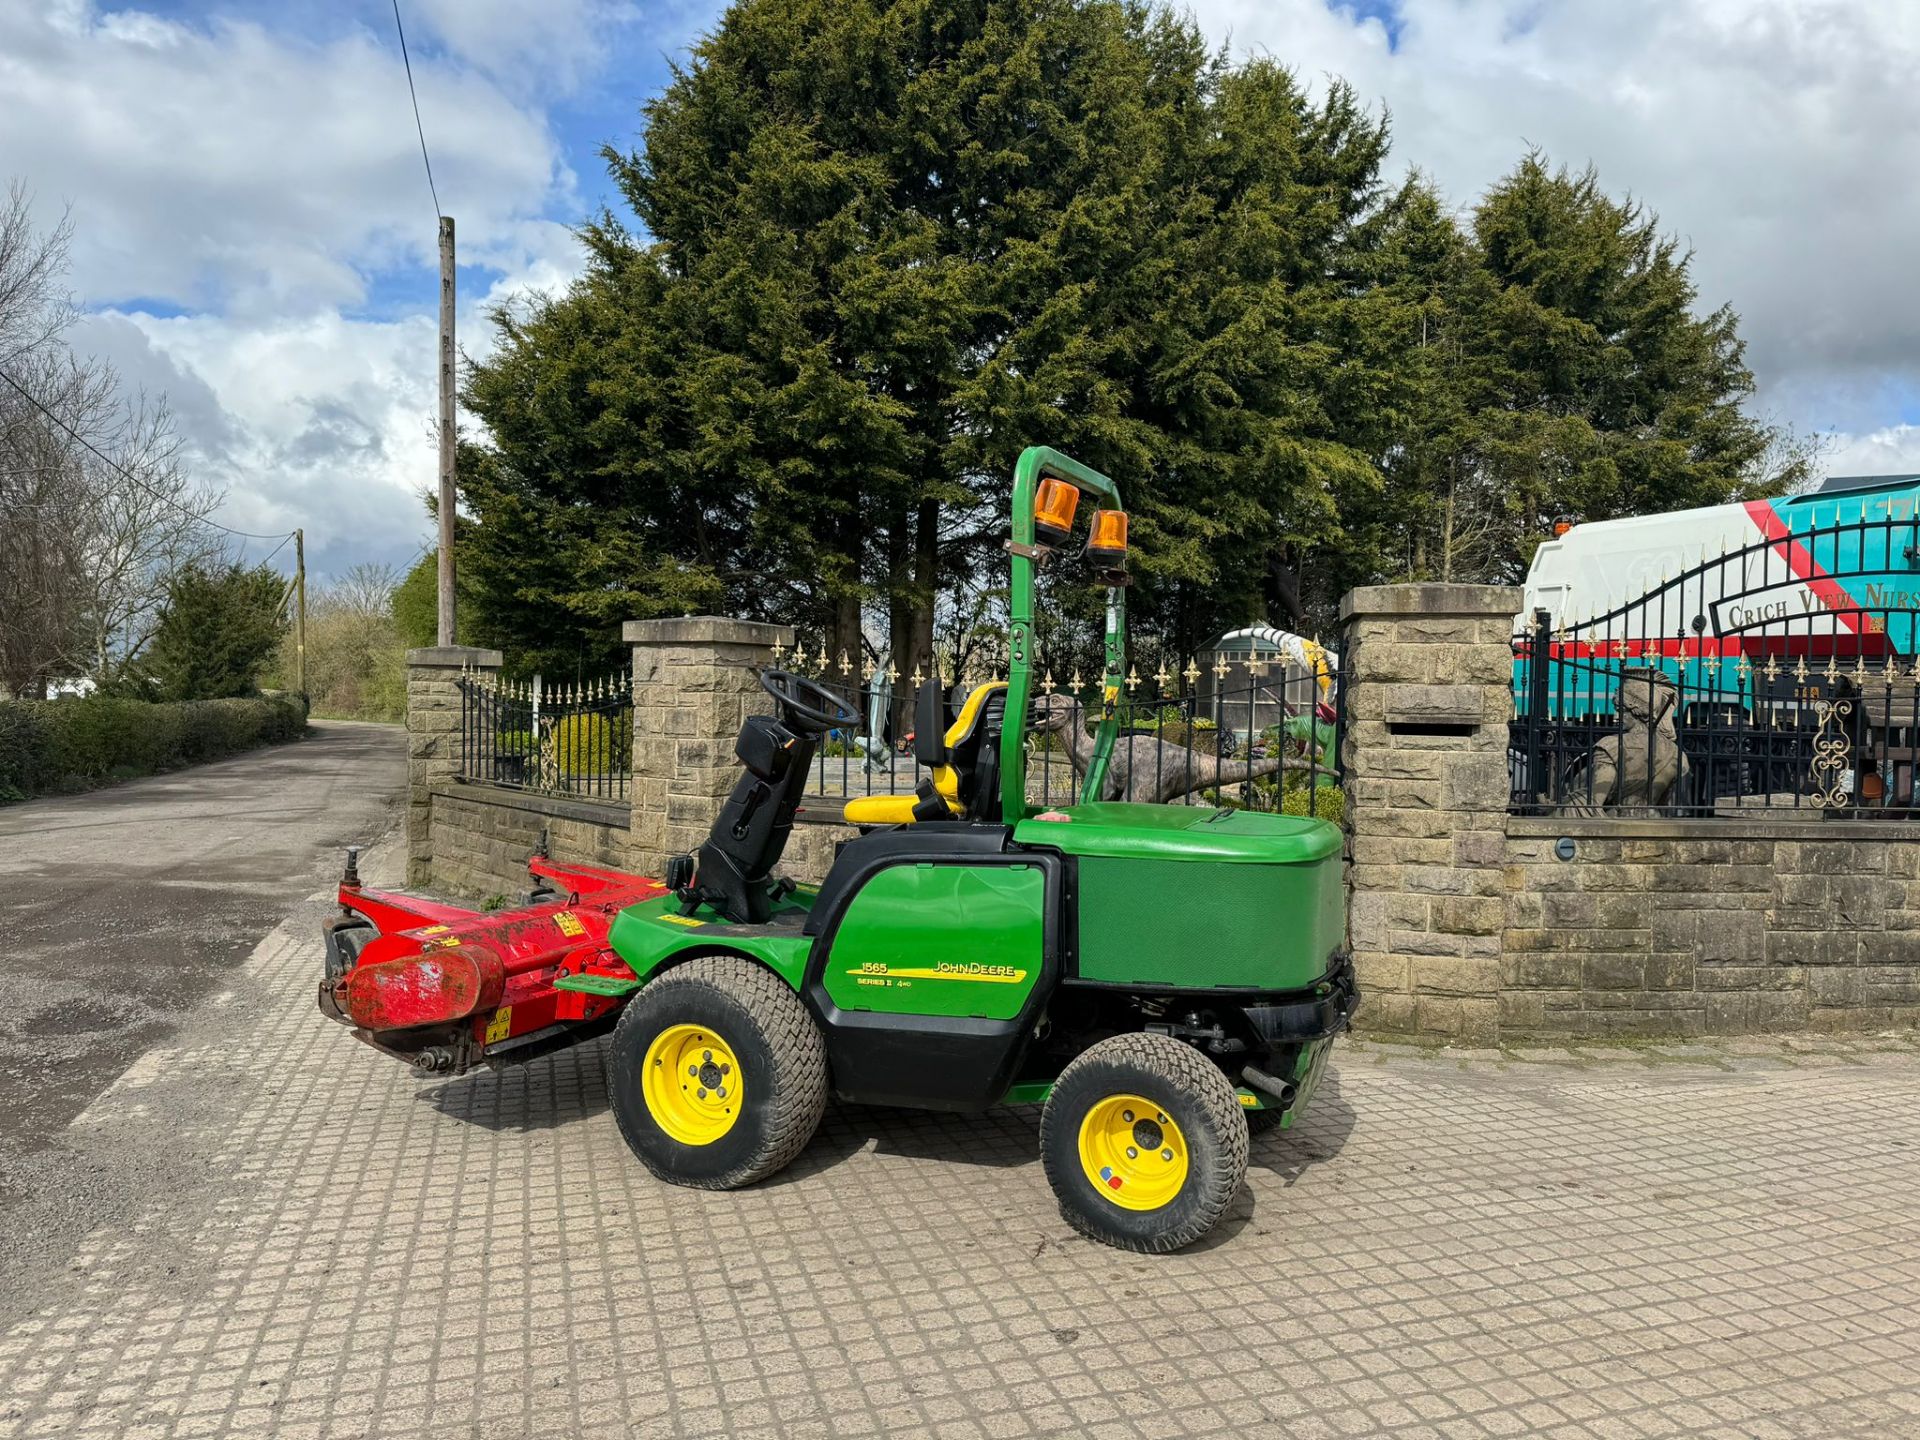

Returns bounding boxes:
[3,0,1916,584]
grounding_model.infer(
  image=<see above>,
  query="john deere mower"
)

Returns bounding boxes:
[321,446,1355,1252]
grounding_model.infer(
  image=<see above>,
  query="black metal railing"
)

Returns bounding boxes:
[458,669,632,802]
[1511,511,1920,818]
[782,641,1343,820]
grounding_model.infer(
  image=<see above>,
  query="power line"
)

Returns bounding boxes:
[0,366,296,543]
[256,531,295,568]
[390,0,442,222]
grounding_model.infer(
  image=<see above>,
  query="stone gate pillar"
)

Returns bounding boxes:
[624,617,795,878]
[1340,585,1522,1042]
[404,644,503,887]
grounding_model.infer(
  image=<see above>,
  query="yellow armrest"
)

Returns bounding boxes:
[842,766,965,827]
[843,794,922,826]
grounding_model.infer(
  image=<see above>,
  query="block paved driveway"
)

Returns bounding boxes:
[2,852,1917,1438]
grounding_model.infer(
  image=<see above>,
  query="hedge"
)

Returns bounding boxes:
[0,693,308,802]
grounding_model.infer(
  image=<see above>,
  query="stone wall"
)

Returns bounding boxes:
[1341,585,1519,1041]
[787,808,859,886]
[408,603,1920,1039]
[428,786,629,901]
[1500,819,1920,1035]
[626,617,792,880]
[404,645,501,888]
[1341,584,1920,1041]
[409,619,870,898]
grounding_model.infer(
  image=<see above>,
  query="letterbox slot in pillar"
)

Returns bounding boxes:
[1385,721,1478,739]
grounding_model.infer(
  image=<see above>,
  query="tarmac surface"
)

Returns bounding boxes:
[0,720,404,1314]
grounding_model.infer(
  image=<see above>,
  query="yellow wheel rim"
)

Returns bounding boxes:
[1076,1093,1189,1212]
[642,1024,744,1146]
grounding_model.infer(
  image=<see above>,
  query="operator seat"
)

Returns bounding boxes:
[678,710,817,924]
[844,680,1006,828]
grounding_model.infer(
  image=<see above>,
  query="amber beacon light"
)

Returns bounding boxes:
[1086,508,1129,570]
[1033,477,1081,548]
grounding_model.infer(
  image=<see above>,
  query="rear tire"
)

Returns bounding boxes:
[607,955,827,1189]
[1040,1032,1248,1253]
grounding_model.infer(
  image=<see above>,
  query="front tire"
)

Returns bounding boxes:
[606,955,827,1189]
[1040,1032,1249,1253]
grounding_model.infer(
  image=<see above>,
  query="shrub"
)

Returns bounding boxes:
[548,711,632,778]
[1281,781,1346,825]
[0,693,308,802]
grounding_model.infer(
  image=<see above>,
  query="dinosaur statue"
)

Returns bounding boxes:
[1028,692,1289,804]
[1560,665,1687,816]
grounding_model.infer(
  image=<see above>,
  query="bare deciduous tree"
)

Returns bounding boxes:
[0,182,223,697]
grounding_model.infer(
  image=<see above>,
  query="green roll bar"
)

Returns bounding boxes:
[1000,446,1126,819]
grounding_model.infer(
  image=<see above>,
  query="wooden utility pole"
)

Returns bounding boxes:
[294,527,308,697]
[436,214,457,646]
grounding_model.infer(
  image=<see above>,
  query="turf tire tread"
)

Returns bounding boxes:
[1040,1031,1249,1254]
[608,953,827,1190]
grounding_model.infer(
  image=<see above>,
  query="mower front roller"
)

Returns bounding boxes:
[1040,1032,1250,1253]
[606,954,828,1190]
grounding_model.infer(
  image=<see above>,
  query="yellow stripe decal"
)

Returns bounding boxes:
[854,965,1029,985]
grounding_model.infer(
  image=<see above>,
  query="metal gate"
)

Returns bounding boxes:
[1511,512,1920,816]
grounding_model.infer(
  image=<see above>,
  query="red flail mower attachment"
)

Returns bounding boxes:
[318,845,665,1074]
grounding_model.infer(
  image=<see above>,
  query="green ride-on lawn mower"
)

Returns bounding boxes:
[324,446,1355,1253]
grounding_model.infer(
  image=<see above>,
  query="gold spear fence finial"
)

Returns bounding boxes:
[1182,656,1200,688]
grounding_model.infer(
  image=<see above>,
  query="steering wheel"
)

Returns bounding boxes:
[759,669,860,734]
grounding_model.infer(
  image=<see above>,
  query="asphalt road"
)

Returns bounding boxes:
[0,719,404,1308]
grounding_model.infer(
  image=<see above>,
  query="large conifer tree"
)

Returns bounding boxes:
[463,0,1400,670]
[461,8,1806,672]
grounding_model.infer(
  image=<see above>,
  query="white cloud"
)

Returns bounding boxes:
[76,216,592,583]
[0,1,597,580]
[407,0,641,98]
[1826,425,1920,480]
[84,308,439,568]
[0,4,568,313]
[10,0,1919,588]
[1186,0,1920,450]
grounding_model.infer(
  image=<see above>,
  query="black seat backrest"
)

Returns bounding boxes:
[912,677,948,767]
[688,713,816,923]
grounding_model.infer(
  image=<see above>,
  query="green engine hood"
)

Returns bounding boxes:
[1011,803,1340,865]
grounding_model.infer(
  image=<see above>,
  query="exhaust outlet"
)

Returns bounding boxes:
[1240,1063,1296,1108]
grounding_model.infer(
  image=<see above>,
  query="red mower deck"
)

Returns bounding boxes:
[318,849,667,1074]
